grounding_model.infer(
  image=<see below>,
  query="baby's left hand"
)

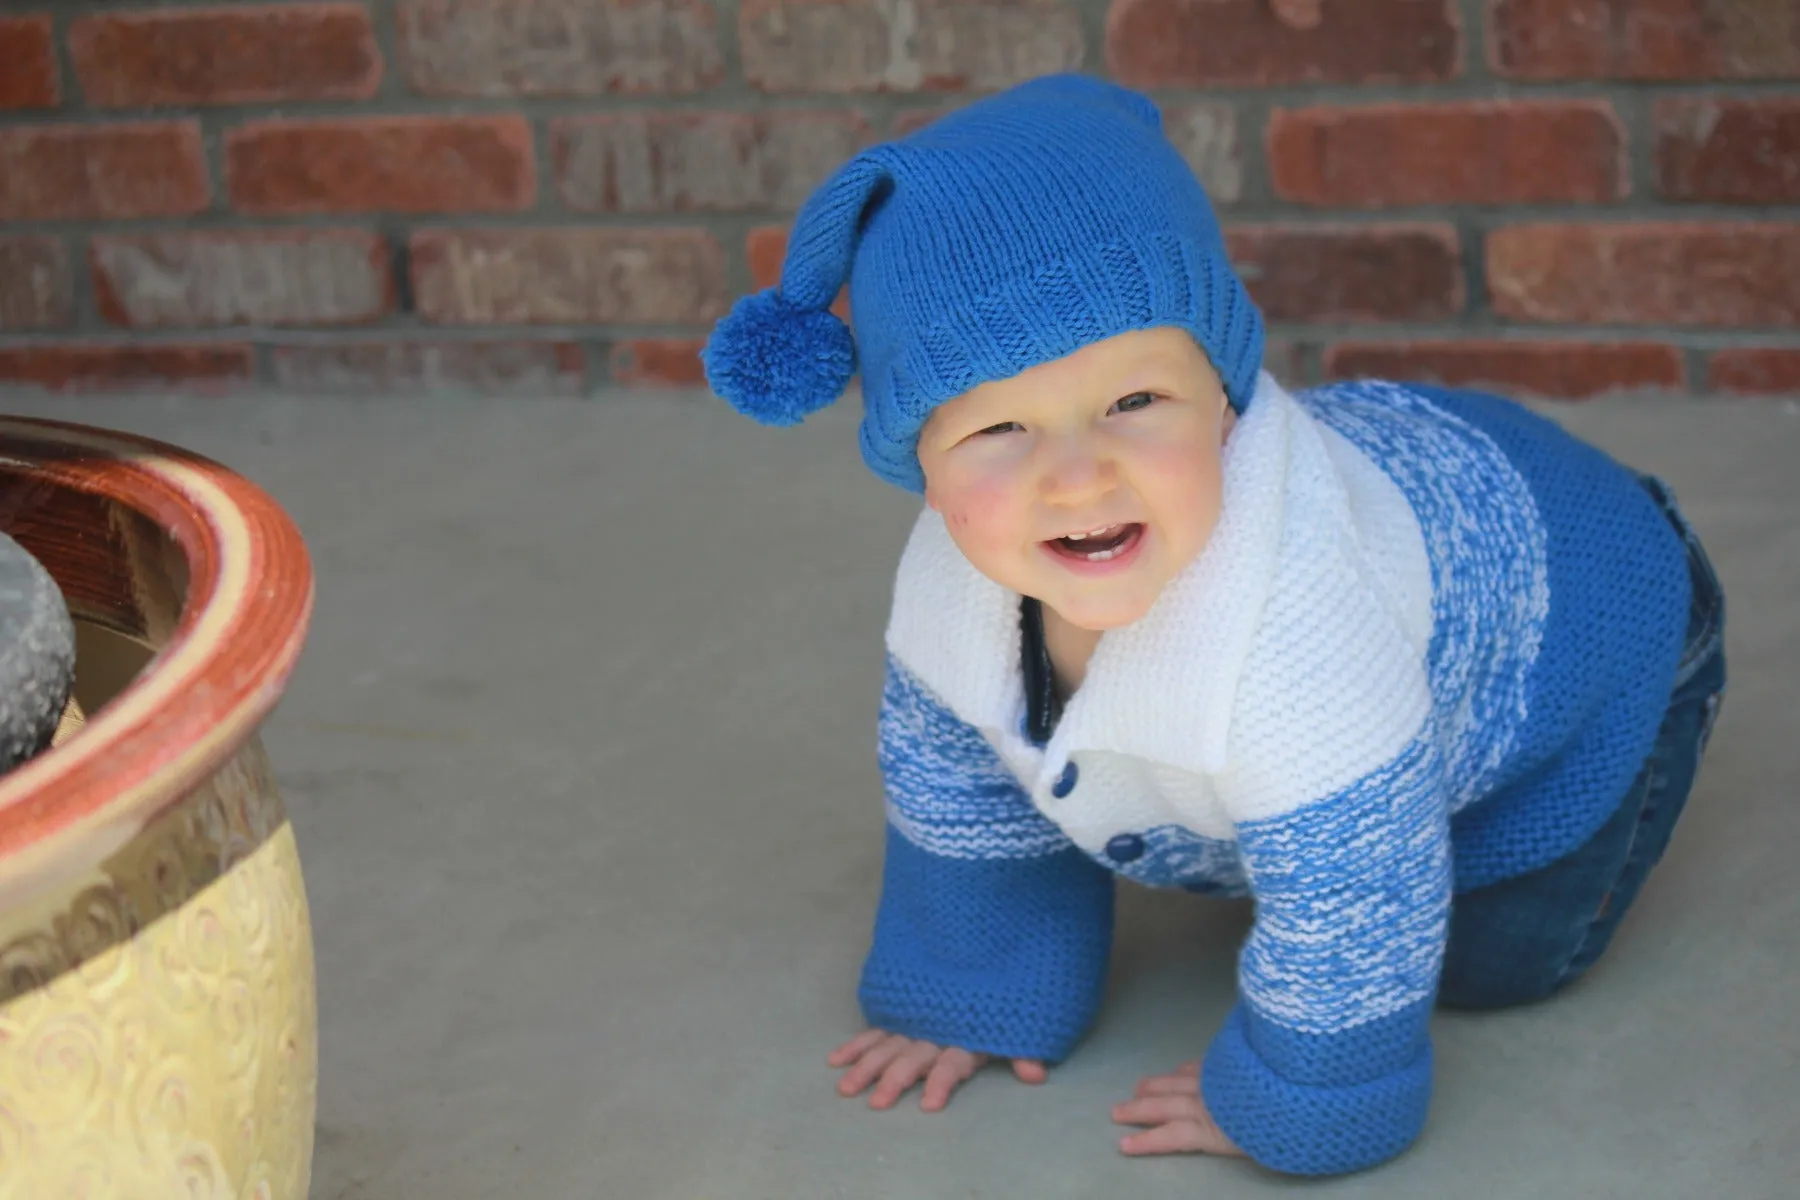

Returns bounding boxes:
[1111,1061,1244,1158]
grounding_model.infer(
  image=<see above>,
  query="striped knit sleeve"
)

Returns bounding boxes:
[856,654,1116,1062]
[1203,734,1453,1175]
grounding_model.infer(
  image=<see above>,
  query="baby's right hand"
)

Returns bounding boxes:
[828,1028,1047,1112]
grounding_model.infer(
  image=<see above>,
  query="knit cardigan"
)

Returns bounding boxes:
[859,373,1692,1176]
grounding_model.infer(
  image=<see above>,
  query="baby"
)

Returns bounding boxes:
[700,73,1727,1176]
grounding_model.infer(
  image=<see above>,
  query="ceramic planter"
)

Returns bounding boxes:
[0,417,317,1197]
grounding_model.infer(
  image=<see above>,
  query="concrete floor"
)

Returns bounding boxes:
[8,386,1797,1199]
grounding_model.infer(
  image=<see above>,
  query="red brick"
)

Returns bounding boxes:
[1163,103,1244,204]
[1107,0,1459,87]
[741,0,1086,93]
[0,344,253,394]
[1270,101,1625,207]
[1490,0,1800,80]
[227,116,534,215]
[69,5,380,108]
[893,108,952,137]
[271,340,586,394]
[0,17,58,109]
[610,338,708,386]
[1488,223,1800,327]
[399,0,722,96]
[1226,224,1465,322]
[1709,348,1800,395]
[0,237,72,331]
[746,226,851,319]
[748,226,789,292]
[1324,340,1685,398]
[554,112,871,213]
[411,229,727,325]
[1656,97,1800,204]
[0,123,209,220]
[92,230,392,329]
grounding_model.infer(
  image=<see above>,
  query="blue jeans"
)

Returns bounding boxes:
[1438,475,1727,1010]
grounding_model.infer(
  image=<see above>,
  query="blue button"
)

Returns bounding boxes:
[1051,761,1078,798]
[1105,834,1146,863]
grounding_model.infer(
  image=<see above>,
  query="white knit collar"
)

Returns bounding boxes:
[885,370,1298,777]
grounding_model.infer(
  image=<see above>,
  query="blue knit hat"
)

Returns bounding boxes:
[701,72,1265,495]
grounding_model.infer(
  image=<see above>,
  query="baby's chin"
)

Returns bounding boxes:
[1036,589,1162,633]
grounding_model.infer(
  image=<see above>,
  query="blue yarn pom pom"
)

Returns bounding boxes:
[701,289,855,427]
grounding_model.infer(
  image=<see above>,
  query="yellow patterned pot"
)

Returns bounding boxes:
[0,418,316,1198]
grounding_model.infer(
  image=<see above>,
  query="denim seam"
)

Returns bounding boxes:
[1634,471,1724,691]
[1673,582,1726,690]
[1553,754,1659,988]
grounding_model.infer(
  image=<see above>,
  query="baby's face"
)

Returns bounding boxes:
[917,326,1233,633]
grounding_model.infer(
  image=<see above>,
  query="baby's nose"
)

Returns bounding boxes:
[1039,441,1117,502]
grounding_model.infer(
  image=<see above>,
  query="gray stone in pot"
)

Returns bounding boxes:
[0,530,75,774]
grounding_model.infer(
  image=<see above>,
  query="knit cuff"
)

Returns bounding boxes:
[856,826,1114,1063]
[1202,1001,1434,1176]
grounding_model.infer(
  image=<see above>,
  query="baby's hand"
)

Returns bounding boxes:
[827,1029,1047,1112]
[1111,1061,1243,1157]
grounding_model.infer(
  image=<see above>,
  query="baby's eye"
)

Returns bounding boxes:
[1112,391,1156,414]
[976,421,1022,436]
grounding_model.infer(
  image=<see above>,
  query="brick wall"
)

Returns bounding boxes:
[1,0,1797,399]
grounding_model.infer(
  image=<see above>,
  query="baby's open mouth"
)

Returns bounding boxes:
[1045,522,1144,562]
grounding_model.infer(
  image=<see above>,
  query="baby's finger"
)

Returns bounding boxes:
[1011,1059,1047,1085]
[1118,1121,1218,1156]
[827,1029,888,1068]
[920,1049,985,1112]
[1134,1072,1201,1098]
[1112,1094,1206,1127]
[868,1041,941,1110]
[836,1035,911,1097]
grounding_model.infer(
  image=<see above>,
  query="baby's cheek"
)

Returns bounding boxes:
[1146,444,1224,551]
[939,475,1009,532]
[932,465,1033,569]
[945,504,1008,550]
[942,496,1024,564]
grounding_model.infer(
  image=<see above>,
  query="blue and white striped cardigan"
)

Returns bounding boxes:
[859,373,1691,1175]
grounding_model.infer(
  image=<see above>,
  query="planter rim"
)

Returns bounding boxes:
[0,416,313,899]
